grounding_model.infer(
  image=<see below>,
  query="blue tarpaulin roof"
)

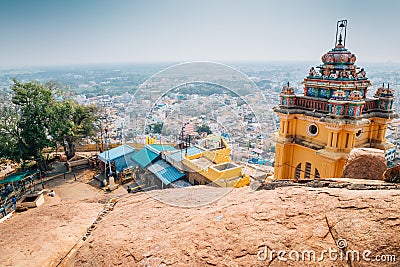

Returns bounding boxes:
[147,160,185,185]
[148,144,177,153]
[131,147,159,168]
[165,151,185,163]
[0,169,38,185]
[147,159,170,173]
[186,146,205,156]
[98,144,135,162]
[165,146,205,163]
[98,144,136,172]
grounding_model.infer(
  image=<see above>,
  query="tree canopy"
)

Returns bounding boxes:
[196,124,212,135]
[11,80,54,160]
[48,100,96,159]
[0,80,96,165]
[147,122,163,134]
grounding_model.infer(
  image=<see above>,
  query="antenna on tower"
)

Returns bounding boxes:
[335,19,348,47]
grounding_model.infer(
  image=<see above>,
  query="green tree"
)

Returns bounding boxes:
[48,100,96,159]
[0,80,96,165]
[11,80,54,161]
[0,105,22,162]
[196,124,212,135]
[147,122,163,134]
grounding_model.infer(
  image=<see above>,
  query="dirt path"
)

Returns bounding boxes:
[0,176,107,267]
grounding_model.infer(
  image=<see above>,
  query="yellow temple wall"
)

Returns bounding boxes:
[274,140,347,179]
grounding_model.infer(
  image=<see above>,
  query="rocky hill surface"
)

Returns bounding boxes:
[64,185,400,267]
[342,148,387,180]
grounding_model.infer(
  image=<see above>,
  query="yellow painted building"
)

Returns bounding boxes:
[273,20,397,179]
[166,136,250,187]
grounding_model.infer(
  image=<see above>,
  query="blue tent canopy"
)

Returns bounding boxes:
[165,146,205,163]
[98,144,136,172]
[131,145,177,169]
[147,144,177,153]
[147,160,185,185]
[0,170,38,185]
[131,147,159,168]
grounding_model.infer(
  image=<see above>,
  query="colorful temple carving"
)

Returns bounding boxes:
[274,20,398,179]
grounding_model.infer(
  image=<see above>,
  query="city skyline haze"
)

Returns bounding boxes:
[0,0,399,67]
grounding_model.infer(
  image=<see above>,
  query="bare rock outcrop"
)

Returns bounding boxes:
[342,148,387,180]
[65,186,400,267]
[384,164,400,183]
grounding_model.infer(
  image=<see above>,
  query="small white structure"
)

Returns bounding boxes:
[108,176,117,191]
[19,193,45,208]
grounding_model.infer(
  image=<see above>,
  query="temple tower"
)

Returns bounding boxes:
[273,20,398,179]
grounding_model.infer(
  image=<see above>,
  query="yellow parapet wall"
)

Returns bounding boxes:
[210,174,250,188]
[182,156,250,188]
[180,138,249,188]
[202,148,231,164]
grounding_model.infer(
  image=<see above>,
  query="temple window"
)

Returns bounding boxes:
[295,163,302,179]
[356,129,363,139]
[307,124,319,136]
[315,168,320,179]
[305,162,312,178]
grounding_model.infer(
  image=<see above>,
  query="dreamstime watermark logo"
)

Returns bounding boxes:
[257,238,397,263]
[336,238,347,249]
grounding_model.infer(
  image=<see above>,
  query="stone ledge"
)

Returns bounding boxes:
[257,179,400,191]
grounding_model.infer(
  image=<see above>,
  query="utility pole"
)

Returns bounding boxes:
[99,119,104,152]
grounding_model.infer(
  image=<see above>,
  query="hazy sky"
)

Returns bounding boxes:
[1,0,399,67]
